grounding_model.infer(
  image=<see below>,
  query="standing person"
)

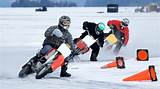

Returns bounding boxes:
[19,15,76,78]
[105,18,129,54]
[74,21,105,61]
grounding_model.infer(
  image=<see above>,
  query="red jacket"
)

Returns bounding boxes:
[107,20,129,46]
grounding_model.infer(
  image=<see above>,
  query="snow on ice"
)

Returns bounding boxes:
[0,7,160,89]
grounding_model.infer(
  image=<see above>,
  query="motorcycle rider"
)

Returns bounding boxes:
[105,18,129,54]
[19,15,76,78]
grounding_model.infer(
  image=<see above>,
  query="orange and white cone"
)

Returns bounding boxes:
[101,57,125,69]
[123,65,157,81]
[101,61,117,69]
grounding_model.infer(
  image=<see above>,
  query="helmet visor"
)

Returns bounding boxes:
[60,20,70,29]
[62,20,70,26]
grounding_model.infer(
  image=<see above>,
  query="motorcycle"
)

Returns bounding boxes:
[74,33,119,56]
[35,35,96,79]
[18,42,72,79]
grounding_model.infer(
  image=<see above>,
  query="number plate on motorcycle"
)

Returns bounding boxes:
[82,35,96,47]
[57,43,71,58]
[106,34,117,44]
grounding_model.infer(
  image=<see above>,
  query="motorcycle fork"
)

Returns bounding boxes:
[50,53,65,71]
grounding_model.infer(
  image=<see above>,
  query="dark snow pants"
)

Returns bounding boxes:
[90,43,100,59]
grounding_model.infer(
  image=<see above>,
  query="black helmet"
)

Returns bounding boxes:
[59,15,71,29]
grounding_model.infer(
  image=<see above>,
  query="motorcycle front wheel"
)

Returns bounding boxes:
[35,64,52,79]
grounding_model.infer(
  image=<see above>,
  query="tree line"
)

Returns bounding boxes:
[11,0,77,7]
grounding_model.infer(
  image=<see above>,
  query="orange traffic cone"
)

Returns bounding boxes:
[101,57,125,69]
[101,61,117,69]
[123,65,157,81]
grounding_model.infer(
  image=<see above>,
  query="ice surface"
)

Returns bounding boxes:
[0,7,160,89]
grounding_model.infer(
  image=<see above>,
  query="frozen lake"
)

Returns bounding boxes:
[0,7,160,89]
